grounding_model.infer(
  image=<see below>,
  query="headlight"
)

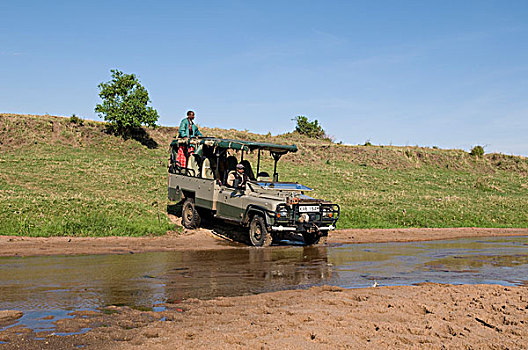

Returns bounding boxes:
[276,205,289,219]
[276,210,288,218]
[322,210,334,218]
[322,206,338,218]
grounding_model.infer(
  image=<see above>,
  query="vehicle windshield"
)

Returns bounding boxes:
[251,182,313,191]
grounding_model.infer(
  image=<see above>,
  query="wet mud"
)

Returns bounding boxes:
[1,227,527,258]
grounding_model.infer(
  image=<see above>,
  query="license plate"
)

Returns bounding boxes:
[299,205,319,213]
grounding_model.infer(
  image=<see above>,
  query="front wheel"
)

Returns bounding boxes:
[249,215,272,247]
[182,198,201,229]
[302,231,327,245]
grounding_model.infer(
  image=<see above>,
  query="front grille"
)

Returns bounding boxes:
[274,203,340,226]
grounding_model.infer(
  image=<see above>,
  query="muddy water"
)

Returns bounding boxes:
[0,236,527,331]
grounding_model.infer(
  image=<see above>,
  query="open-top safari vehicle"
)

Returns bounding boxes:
[168,137,339,246]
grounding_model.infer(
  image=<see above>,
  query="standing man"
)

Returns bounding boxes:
[178,110,203,138]
[177,110,203,168]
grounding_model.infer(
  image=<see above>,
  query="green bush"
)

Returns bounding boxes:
[69,114,84,125]
[293,115,326,139]
[470,145,485,157]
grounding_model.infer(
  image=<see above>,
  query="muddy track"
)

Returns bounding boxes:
[1,227,527,258]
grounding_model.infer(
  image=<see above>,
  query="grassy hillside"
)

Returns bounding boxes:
[1,113,527,236]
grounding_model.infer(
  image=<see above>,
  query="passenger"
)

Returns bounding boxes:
[227,163,248,190]
[240,160,255,180]
[201,156,220,180]
[216,154,227,185]
[177,110,203,168]
[224,155,238,184]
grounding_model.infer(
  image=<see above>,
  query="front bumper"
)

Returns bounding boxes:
[271,224,336,232]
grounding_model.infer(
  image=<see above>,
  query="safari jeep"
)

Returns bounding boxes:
[168,137,340,246]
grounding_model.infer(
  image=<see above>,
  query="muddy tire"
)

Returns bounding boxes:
[302,231,327,245]
[182,198,201,229]
[249,215,272,247]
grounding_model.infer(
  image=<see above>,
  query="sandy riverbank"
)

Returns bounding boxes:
[1,283,527,349]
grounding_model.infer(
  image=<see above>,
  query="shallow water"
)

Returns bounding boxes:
[329,236,528,288]
[0,235,527,332]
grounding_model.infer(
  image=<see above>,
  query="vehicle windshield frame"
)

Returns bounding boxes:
[248,181,313,191]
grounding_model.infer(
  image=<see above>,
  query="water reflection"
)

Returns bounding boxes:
[0,247,331,312]
[161,247,333,301]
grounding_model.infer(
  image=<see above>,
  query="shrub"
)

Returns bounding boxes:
[470,145,485,157]
[293,115,326,139]
[69,114,84,125]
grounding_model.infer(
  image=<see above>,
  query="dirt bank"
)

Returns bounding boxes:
[1,283,526,349]
[329,227,528,244]
[0,227,527,257]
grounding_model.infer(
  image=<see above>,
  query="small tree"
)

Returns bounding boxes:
[95,69,159,134]
[470,145,485,158]
[293,115,326,139]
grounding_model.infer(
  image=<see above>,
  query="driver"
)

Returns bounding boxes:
[227,163,248,189]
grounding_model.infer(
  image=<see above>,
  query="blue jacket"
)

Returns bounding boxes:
[178,118,203,138]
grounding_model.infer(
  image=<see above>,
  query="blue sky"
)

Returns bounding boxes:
[1,1,527,155]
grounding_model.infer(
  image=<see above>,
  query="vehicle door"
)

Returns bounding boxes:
[215,185,247,222]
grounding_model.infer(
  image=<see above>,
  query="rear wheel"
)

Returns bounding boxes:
[182,198,201,229]
[249,215,272,247]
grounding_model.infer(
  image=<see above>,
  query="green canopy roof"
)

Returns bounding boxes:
[170,137,297,153]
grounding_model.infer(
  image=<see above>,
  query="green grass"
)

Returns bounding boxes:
[1,113,527,236]
[0,115,173,236]
[0,144,171,236]
[280,161,528,228]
